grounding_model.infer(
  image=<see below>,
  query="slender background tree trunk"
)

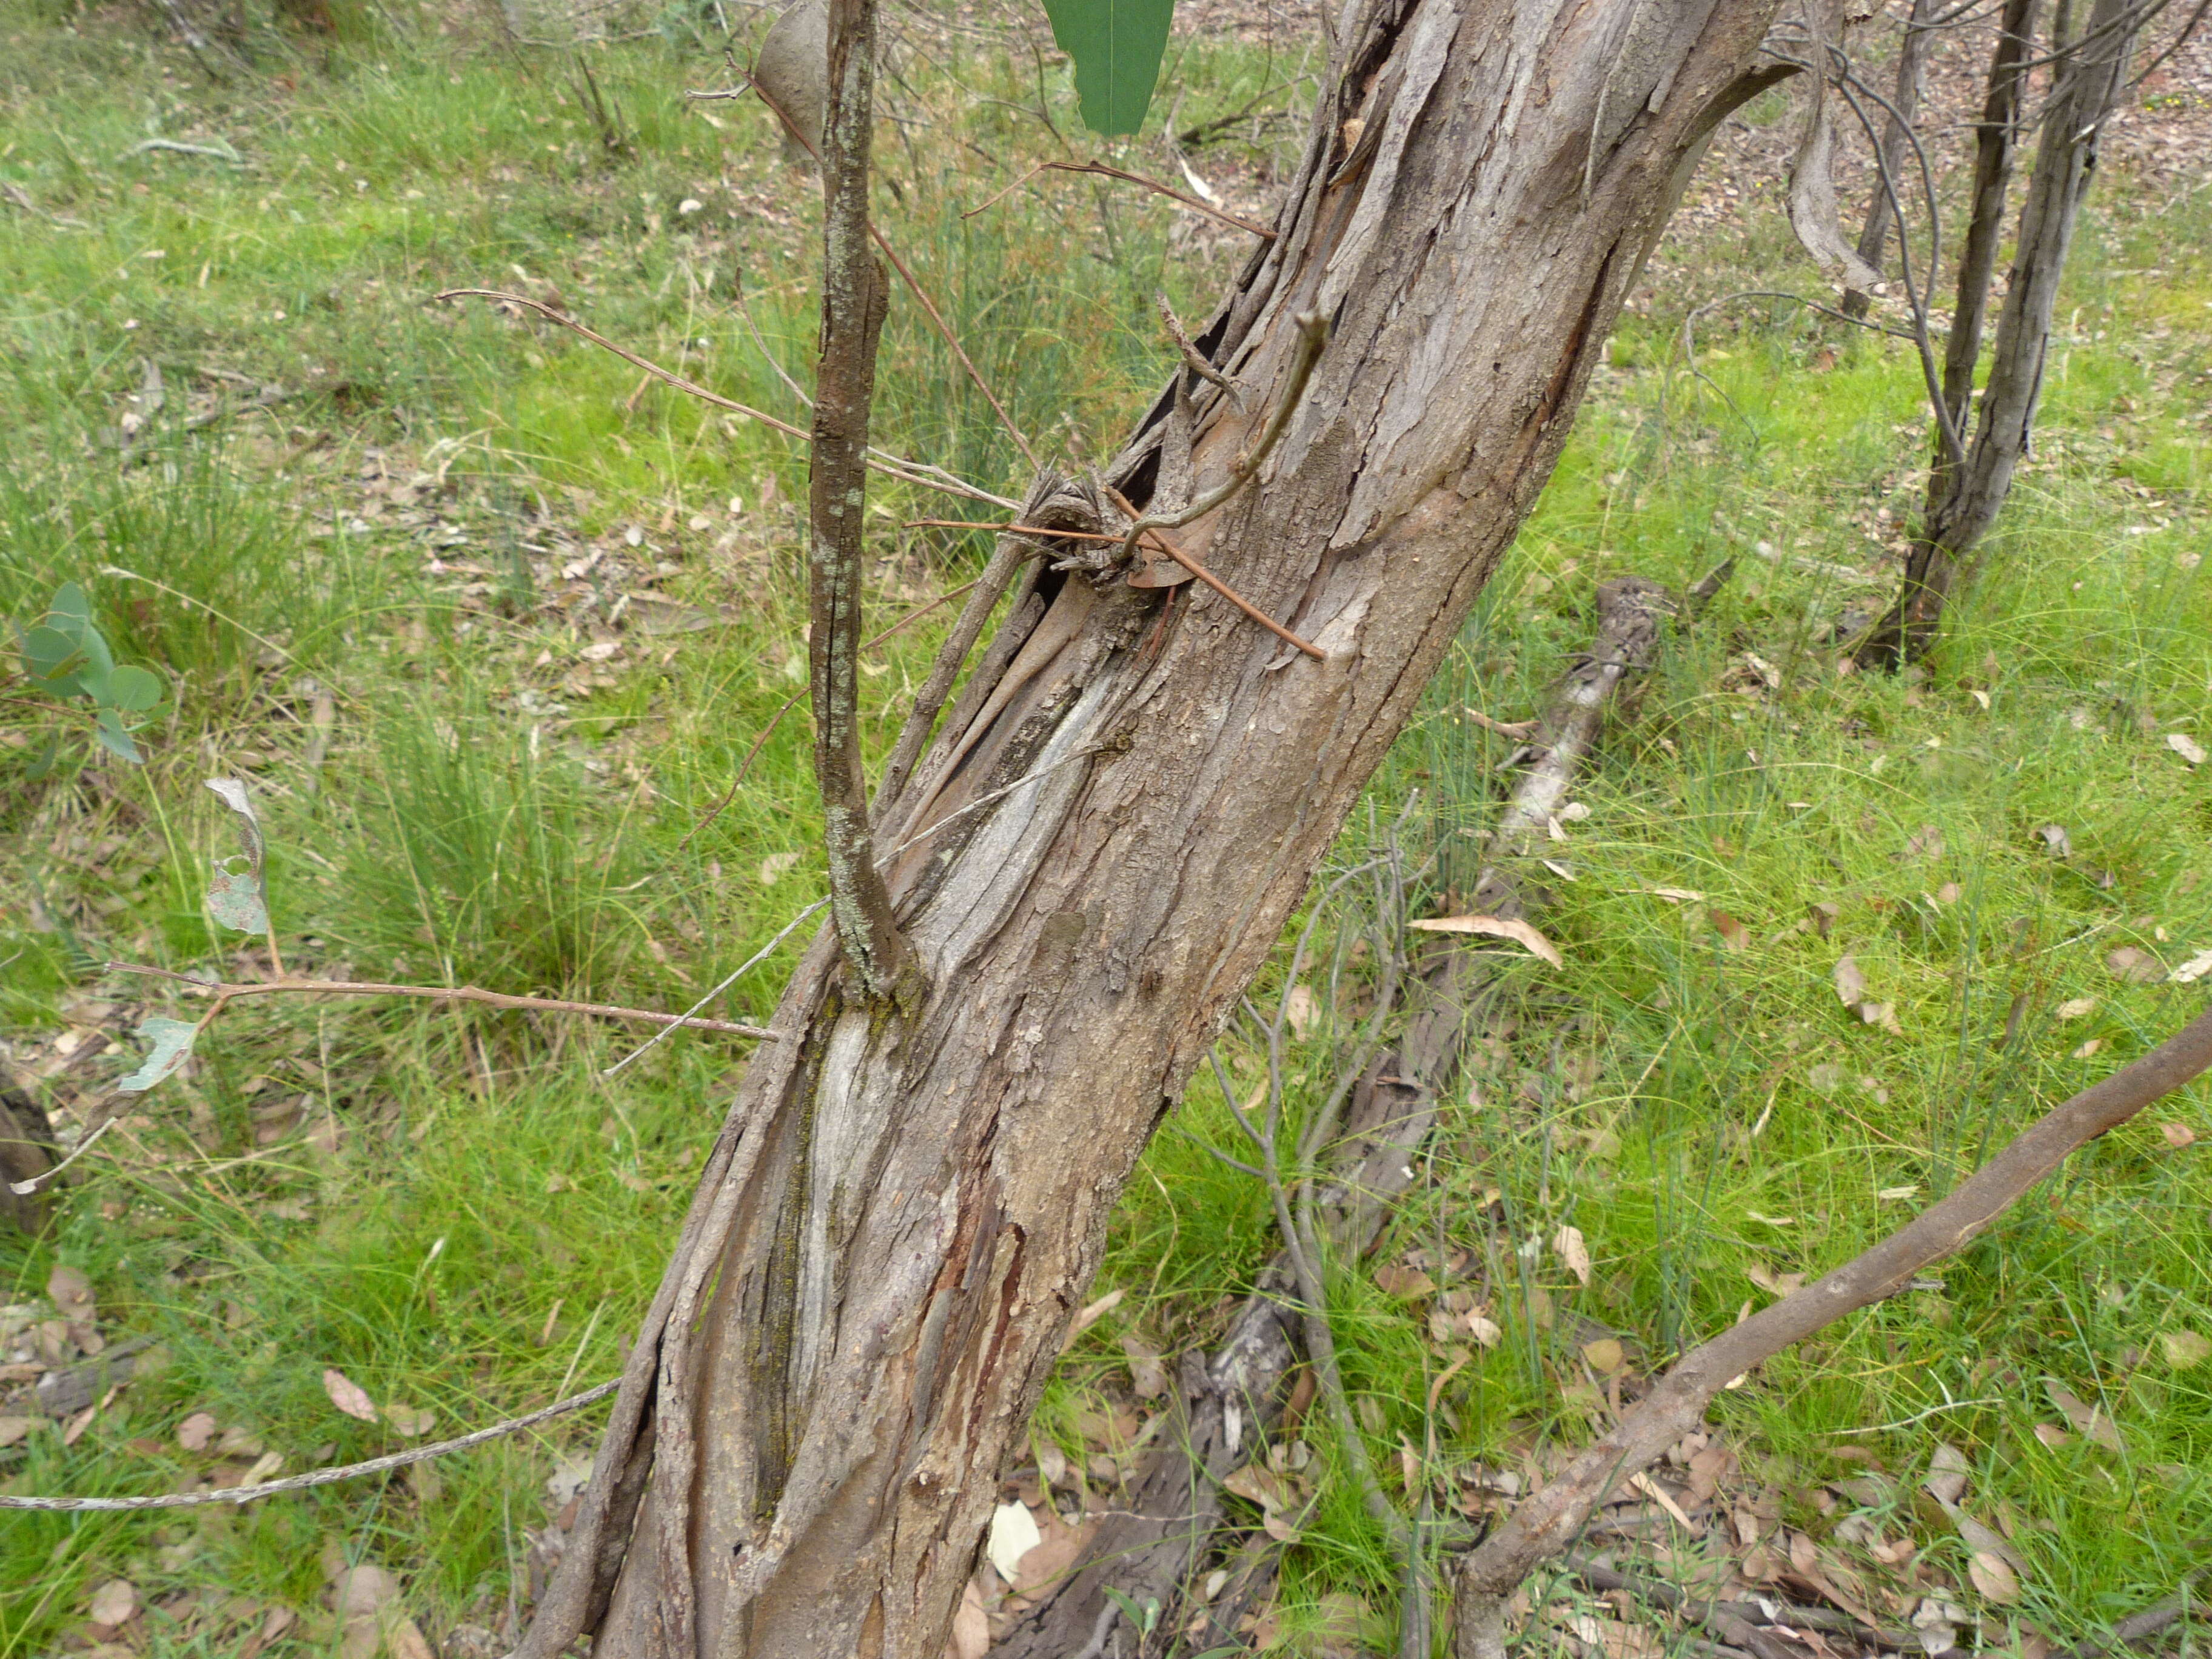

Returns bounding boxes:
[523,0,1796,1650]
[1858,0,2143,666]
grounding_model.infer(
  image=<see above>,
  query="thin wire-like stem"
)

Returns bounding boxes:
[962,158,1278,241]
[435,289,1017,511]
[0,1379,621,1512]
[103,964,780,1039]
[601,899,829,1078]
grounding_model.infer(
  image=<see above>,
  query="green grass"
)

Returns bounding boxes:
[4,0,2211,1652]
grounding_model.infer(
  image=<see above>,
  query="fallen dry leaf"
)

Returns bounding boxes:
[1553,1225,1592,1285]
[2159,1330,2211,1369]
[2031,1422,2072,1449]
[1712,910,1749,951]
[1118,1333,1168,1401]
[1285,983,1318,1040]
[383,1403,435,1439]
[323,1369,379,1424]
[1747,1264,1806,1298]
[2043,1381,2124,1452]
[176,1411,217,1451]
[2106,947,2164,985]
[2056,996,2099,1021]
[2162,1122,2197,1149]
[2036,824,2073,857]
[756,851,800,887]
[1903,823,1945,860]
[1582,1336,1625,1374]
[48,1264,95,1322]
[1011,1510,1091,1594]
[1373,1262,1436,1298]
[1833,954,1866,1007]
[2165,732,2207,766]
[2170,948,2212,985]
[1969,1550,2022,1604]
[1409,913,1563,968]
[985,1500,1042,1581]
[87,1580,137,1629]
[947,1580,990,1659]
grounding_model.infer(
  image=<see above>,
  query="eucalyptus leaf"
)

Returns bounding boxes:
[207,856,269,933]
[21,623,90,691]
[105,663,164,712]
[1042,0,1176,135]
[117,1016,202,1093]
[94,708,142,763]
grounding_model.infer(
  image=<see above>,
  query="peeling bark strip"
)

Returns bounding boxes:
[809,0,913,1001]
[987,577,1680,1659]
[1449,1002,2212,1659]
[525,0,1797,1650]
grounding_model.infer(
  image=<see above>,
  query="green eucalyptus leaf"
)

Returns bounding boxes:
[45,581,93,629]
[104,663,164,712]
[22,623,90,689]
[93,707,143,763]
[24,732,61,780]
[1042,0,1176,135]
[117,1015,201,1093]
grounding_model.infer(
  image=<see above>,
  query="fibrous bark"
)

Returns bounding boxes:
[985,577,1679,1659]
[521,0,1794,1649]
[1858,0,2142,666]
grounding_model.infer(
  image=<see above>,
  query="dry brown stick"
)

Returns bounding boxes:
[1099,482,1324,661]
[103,965,780,1039]
[434,289,1018,511]
[678,576,979,851]
[963,159,1278,240]
[1451,1002,2212,1659]
[0,1378,621,1511]
[1157,290,1247,410]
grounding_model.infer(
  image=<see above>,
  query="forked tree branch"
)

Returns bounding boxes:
[1451,1000,2212,1659]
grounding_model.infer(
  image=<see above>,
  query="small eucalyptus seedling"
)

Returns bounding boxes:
[9,581,166,772]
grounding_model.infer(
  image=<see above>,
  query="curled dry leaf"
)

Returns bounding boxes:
[1284,982,1318,1039]
[383,1403,436,1438]
[2171,948,2212,985]
[176,1410,217,1451]
[1118,1332,1168,1400]
[2056,996,2099,1021]
[0,1416,33,1449]
[2166,732,2207,766]
[1373,1262,1436,1298]
[321,1367,380,1424]
[1746,1264,1806,1298]
[2036,824,2073,858]
[1409,913,1563,968]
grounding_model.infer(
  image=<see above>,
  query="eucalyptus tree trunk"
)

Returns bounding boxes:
[520,0,1791,1650]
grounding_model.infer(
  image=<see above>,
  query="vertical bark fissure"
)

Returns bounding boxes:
[811,0,914,1002]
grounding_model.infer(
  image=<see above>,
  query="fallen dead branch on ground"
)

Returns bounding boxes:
[1449,1005,2212,1658]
